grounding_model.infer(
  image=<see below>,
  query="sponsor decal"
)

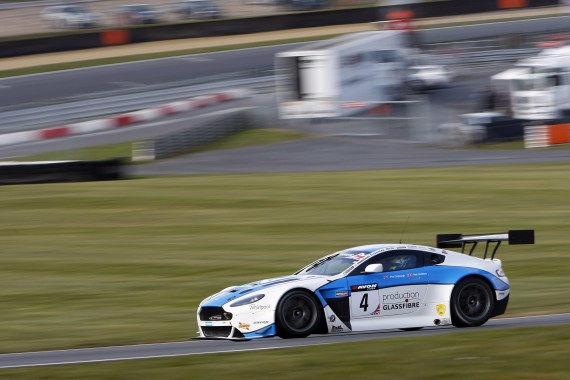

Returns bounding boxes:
[238,322,250,330]
[253,321,269,325]
[380,290,421,312]
[209,315,222,321]
[351,283,378,292]
[331,325,343,333]
[436,304,446,316]
[205,322,213,326]
[384,273,427,280]
[329,315,336,323]
[384,274,406,279]
[249,304,271,311]
[382,302,420,311]
[382,291,420,302]
[335,291,349,297]
[371,305,381,315]
[349,253,368,261]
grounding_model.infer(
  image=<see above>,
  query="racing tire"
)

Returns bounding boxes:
[276,290,322,339]
[450,277,494,328]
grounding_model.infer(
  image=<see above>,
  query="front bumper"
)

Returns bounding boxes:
[197,305,276,339]
[197,323,277,340]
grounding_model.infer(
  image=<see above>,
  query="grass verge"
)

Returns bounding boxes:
[0,162,569,354]
[15,128,309,162]
[2,325,570,379]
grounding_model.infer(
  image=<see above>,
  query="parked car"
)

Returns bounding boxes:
[114,4,162,25]
[40,5,102,29]
[406,65,454,91]
[171,0,222,20]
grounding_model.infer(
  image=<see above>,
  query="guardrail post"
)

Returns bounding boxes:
[132,141,156,161]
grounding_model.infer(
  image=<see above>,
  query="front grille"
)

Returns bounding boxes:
[202,326,232,338]
[199,307,232,321]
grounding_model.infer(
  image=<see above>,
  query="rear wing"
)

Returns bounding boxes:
[437,229,534,259]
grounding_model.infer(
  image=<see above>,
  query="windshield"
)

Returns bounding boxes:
[513,73,556,91]
[296,250,371,276]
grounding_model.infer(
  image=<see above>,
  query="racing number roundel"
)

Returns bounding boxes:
[350,283,380,318]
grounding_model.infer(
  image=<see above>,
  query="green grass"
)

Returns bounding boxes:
[16,128,309,162]
[17,142,134,162]
[0,162,569,354]
[2,325,570,379]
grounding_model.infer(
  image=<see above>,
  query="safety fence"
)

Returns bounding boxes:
[132,107,255,160]
[278,96,437,143]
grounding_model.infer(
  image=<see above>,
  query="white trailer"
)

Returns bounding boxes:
[275,30,411,119]
[492,46,570,121]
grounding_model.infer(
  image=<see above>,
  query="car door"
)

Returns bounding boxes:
[347,272,382,319]
[347,249,429,319]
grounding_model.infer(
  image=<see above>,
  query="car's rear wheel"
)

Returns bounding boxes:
[276,290,322,338]
[451,277,494,327]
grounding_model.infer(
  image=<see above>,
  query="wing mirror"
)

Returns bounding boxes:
[364,263,383,273]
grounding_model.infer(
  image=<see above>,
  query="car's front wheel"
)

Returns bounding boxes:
[276,290,322,338]
[451,277,494,327]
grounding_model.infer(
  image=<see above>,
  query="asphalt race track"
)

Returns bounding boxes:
[0,313,568,369]
[0,44,304,109]
[133,135,570,175]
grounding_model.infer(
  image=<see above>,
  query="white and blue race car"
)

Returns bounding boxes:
[196,230,534,340]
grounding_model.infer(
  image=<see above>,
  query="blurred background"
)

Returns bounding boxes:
[0,0,376,37]
[1,0,570,378]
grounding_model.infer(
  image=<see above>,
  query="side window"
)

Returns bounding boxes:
[349,250,424,275]
[380,251,423,272]
[425,252,446,265]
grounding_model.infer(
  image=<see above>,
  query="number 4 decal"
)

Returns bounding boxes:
[360,293,369,312]
[350,289,379,318]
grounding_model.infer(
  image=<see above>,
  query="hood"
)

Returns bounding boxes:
[201,274,324,307]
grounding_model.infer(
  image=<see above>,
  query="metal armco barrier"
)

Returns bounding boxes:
[134,109,255,160]
[0,158,127,185]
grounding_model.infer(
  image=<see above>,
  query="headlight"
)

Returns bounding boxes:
[230,294,265,307]
[496,268,505,277]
